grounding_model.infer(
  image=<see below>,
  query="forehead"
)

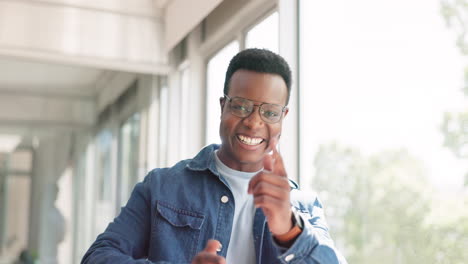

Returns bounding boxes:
[228,70,288,105]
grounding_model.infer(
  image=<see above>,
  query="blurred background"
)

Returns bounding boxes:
[0,0,466,263]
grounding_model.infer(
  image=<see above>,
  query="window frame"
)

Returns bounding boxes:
[200,0,300,182]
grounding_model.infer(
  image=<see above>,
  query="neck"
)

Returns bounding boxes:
[216,148,263,172]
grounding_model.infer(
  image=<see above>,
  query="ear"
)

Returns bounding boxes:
[220,97,226,114]
[283,107,289,118]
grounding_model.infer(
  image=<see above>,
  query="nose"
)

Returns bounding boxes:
[242,106,264,129]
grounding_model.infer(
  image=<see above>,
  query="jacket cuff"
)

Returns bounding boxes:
[273,215,342,264]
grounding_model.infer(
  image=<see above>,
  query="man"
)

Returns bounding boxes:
[82,49,347,264]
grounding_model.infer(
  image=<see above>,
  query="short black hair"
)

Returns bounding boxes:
[223,48,292,105]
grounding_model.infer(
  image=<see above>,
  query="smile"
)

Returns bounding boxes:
[237,134,264,146]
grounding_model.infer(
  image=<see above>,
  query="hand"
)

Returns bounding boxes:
[248,139,293,235]
[192,239,226,264]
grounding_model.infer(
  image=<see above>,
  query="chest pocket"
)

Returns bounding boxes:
[151,200,204,263]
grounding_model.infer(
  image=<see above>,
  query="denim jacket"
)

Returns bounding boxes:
[82,144,347,264]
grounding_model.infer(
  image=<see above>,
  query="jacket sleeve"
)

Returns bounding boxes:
[81,174,164,264]
[274,194,348,264]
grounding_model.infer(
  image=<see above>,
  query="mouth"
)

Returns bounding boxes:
[237,134,265,146]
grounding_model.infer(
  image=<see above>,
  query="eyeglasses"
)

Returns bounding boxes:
[223,94,288,123]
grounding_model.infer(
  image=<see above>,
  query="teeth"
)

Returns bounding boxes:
[238,135,263,145]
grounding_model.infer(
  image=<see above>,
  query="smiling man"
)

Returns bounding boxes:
[82,49,347,264]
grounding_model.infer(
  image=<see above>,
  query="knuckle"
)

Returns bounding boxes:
[256,182,268,192]
[255,173,266,182]
[255,195,266,203]
[280,178,290,188]
[260,172,271,179]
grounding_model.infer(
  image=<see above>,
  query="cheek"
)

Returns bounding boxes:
[220,116,237,135]
[268,124,282,138]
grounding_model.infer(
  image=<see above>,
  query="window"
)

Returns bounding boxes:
[96,130,113,202]
[206,41,240,145]
[0,150,32,260]
[159,78,169,166]
[73,147,87,263]
[299,0,468,262]
[178,65,190,157]
[204,10,280,146]
[118,113,140,207]
[93,129,116,237]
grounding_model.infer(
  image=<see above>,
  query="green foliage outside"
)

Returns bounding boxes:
[309,1,468,263]
[440,0,468,186]
[441,0,467,57]
[312,143,468,264]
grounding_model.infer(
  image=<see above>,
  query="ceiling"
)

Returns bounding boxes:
[0,56,106,97]
[0,0,177,152]
[0,55,113,152]
[0,0,177,99]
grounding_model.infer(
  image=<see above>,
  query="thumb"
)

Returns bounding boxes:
[203,239,222,254]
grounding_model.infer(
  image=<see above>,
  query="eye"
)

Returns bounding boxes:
[264,110,280,118]
[231,104,249,112]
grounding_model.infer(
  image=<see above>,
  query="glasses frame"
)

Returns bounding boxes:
[223,94,288,124]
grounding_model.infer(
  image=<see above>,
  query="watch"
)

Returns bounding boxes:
[291,206,304,230]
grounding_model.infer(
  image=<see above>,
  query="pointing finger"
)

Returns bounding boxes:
[271,146,287,177]
[268,136,279,154]
[265,137,287,177]
[264,137,278,172]
[263,153,274,172]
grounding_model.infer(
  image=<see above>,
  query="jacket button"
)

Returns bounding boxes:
[221,195,229,203]
[285,254,295,262]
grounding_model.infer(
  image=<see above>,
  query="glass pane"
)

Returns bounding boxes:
[96,130,113,202]
[119,113,140,206]
[4,175,31,259]
[206,41,239,145]
[0,151,32,260]
[94,129,116,237]
[57,167,73,264]
[0,155,8,256]
[246,12,279,53]
[159,78,169,166]
[300,0,468,263]
[73,150,87,263]
[179,67,190,158]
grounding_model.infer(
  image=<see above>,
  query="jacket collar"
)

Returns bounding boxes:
[186,144,220,175]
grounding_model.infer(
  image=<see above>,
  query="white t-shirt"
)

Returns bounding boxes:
[214,151,261,264]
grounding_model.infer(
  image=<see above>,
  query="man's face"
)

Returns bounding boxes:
[217,69,289,172]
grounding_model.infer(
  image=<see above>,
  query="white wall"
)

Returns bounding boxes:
[0,0,168,74]
[165,0,223,51]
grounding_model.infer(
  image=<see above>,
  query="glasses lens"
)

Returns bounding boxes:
[260,104,283,123]
[229,97,253,117]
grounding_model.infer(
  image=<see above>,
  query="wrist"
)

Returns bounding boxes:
[273,225,302,247]
[273,207,304,247]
